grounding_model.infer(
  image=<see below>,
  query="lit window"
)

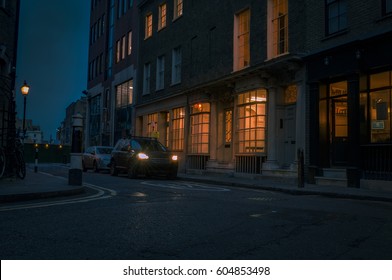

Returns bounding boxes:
[127,31,132,55]
[237,90,267,153]
[172,47,182,84]
[148,113,158,138]
[156,55,165,90]
[190,103,210,154]
[121,35,126,59]
[234,9,250,71]
[116,40,121,63]
[326,0,347,35]
[171,107,185,151]
[145,13,153,38]
[159,3,167,30]
[116,80,133,108]
[272,0,288,56]
[143,63,151,94]
[174,0,183,19]
[225,110,233,145]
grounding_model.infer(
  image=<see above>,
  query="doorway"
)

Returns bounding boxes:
[331,97,348,166]
[283,104,296,166]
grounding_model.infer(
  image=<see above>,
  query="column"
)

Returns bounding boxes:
[264,87,279,170]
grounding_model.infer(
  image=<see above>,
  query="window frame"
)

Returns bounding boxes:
[145,13,153,39]
[325,0,347,36]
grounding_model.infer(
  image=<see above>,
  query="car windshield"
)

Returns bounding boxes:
[96,147,113,154]
[133,139,168,152]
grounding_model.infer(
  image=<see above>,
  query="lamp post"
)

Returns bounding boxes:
[20,80,30,140]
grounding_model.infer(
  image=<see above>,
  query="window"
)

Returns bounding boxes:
[326,0,347,35]
[237,89,267,153]
[127,31,132,55]
[156,55,165,90]
[171,107,185,151]
[225,110,233,145]
[147,113,158,138]
[234,9,250,71]
[121,35,126,59]
[159,3,167,30]
[116,40,121,63]
[271,0,288,56]
[174,0,183,19]
[115,80,133,108]
[360,71,392,143]
[190,103,210,154]
[172,47,182,84]
[143,63,151,94]
[382,0,392,15]
[145,13,153,38]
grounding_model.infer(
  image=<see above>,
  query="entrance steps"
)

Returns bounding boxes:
[315,168,347,187]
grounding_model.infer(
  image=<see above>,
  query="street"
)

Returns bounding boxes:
[1,166,392,260]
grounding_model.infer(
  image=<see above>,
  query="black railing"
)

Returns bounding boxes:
[235,155,264,174]
[187,155,209,170]
[361,144,392,181]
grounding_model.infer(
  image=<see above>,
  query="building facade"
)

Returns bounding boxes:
[305,0,392,185]
[0,0,20,150]
[86,0,139,147]
[136,0,306,175]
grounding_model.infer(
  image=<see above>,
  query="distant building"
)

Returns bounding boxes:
[86,0,139,147]
[58,97,87,147]
[0,0,20,148]
[16,117,43,143]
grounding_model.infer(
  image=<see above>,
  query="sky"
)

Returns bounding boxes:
[15,0,91,141]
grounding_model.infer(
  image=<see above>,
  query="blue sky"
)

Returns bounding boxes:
[15,0,90,140]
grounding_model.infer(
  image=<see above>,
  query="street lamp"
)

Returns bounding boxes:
[20,80,30,140]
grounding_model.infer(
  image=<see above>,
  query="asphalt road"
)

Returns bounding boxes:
[1,166,392,260]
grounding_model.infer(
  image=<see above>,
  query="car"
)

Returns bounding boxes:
[82,146,113,172]
[110,137,178,179]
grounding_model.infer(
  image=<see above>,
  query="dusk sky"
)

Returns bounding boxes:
[15,0,91,140]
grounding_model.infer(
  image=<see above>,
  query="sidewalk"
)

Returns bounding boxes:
[1,165,392,203]
[0,168,84,203]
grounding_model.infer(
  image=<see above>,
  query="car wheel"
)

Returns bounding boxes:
[82,161,87,172]
[110,161,118,176]
[93,161,99,173]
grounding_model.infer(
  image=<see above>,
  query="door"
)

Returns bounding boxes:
[331,98,348,166]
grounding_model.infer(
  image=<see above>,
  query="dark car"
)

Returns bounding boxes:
[82,146,113,172]
[110,137,178,179]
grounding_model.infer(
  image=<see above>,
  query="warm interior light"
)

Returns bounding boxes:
[171,155,178,161]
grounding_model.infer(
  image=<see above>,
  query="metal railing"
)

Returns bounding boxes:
[235,155,264,174]
[361,144,392,181]
[187,155,209,170]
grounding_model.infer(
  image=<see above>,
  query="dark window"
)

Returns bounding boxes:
[382,0,392,15]
[326,0,347,35]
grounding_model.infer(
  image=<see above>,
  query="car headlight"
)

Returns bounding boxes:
[137,153,149,160]
[171,155,178,161]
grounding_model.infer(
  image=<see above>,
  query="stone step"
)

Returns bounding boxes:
[322,168,347,179]
[315,176,347,187]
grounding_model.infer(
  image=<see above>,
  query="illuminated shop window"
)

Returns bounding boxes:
[171,107,185,151]
[237,90,267,153]
[190,103,210,154]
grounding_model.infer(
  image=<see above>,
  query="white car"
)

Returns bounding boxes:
[82,146,113,172]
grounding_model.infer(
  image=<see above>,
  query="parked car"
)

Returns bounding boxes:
[110,137,178,179]
[82,146,113,172]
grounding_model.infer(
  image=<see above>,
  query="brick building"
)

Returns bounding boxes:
[305,0,392,185]
[0,0,20,149]
[136,0,306,174]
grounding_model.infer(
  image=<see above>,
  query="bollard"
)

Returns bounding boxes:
[68,114,83,186]
[34,147,38,173]
[297,148,305,188]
